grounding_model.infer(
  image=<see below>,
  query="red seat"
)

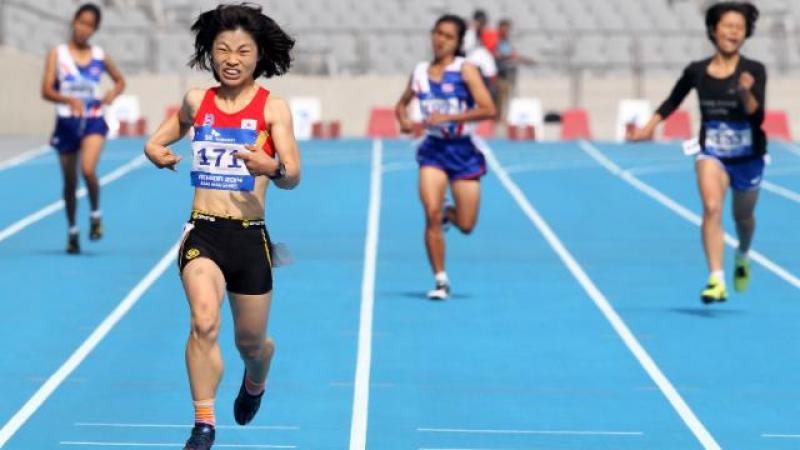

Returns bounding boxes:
[312,121,342,139]
[475,120,496,138]
[366,108,398,138]
[164,104,180,120]
[661,109,692,140]
[763,110,792,141]
[506,124,535,140]
[560,108,592,140]
[119,118,147,136]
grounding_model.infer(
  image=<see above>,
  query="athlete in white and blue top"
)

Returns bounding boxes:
[41,3,125,254]
[395,14,496,300]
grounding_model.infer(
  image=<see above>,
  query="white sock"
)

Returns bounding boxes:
[736,249,749,260]
[434,271,448,285]
[710,270,724,282]
[90,210,102,220]
[69,226,79,235]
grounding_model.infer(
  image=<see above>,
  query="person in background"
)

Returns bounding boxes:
[41,2,126,253]
[395,15,496,300]
[464,10,498,104]
[494,18,535,122]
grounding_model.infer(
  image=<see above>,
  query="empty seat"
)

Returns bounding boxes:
[367,107,399,138]
[560,108,592,140]
[763,110,792,141]
[661,109,692,141]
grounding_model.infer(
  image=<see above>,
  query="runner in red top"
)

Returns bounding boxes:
[144,4,299,449]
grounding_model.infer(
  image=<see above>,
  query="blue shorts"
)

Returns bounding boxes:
[416,136,487,180]
[697,153,765,192]
[50,117,108,154]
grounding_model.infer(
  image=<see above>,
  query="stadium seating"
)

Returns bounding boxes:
[763,110,792,141]
[661,109,692,141]
[560,108,592,140]
[367,107,399,138]
[3,0,798,77]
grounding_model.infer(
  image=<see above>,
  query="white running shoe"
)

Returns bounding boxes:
[427,281,450,300]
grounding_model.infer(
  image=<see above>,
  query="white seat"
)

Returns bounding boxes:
[507,97,545,139]
[289,97,322,141]
[615,98,652,142]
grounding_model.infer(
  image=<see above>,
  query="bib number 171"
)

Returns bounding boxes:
[197,148,243,168]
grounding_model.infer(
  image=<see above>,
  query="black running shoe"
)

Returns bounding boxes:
[233,372,264,426]
[184,422,215,450]
[66,232,80,254]
[89,217,103,241]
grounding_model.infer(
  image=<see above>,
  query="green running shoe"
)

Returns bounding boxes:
[733,254,751,293]
[701,275,727,304]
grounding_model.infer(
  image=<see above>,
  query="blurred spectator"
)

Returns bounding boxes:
[464,10,498,103]
[494,18,535,121]
[463,9,486,54]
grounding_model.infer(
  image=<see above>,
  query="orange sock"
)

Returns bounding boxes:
[194,399,215,427]
[244,374,265,396]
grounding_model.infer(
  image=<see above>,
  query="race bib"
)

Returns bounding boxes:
[704,121,753,158]
[419,97,467,137]
[420,97,460,116]
[61,79,97,100]
[191,126,256,191]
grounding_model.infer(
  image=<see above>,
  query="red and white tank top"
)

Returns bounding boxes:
[190,86,275,192]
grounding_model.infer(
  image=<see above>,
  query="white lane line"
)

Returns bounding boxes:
[579,140,800,290]
[625,163,687,176]
[0,240,181,448]
[762,180,800,203]
[382,161,416,173]
[480,140,721,450]
[418,427,643,436]
[0,155,147,244]
[762,434,800,439]
[503,160,600,174]
[777,141,800,158]
[348,139,382,450]
[74,422,299,430]
[0,145,50,172]
[419,448,533,450]
[60,443,295,448]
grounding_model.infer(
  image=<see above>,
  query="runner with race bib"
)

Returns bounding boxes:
[395,14,496,300]
[41,3,126,253]
[144,4,299,449]
[628,1,766,304]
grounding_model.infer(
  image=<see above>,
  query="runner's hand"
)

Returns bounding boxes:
[101,92,117,106]
[739,71,755,92]
[144,143,182,171]
[424,112,451,126]
[236,144,279,177]
[626,125,655,142]
[66,98,85,117]
[399,118,416,133]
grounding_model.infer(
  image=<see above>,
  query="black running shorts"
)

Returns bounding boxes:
[178,211,273,295]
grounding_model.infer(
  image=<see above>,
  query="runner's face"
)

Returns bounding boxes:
[713,11,746,55]
[431,22,460,59]
[71,11,97,46]
[212,29,258,86]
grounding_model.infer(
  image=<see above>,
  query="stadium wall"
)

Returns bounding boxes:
[3,46,799,141]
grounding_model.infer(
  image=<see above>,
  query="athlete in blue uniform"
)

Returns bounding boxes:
[395,14,496,300]
[629,2,765,304]
[41,3,125,253]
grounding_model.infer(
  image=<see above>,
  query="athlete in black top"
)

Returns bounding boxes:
[628,1,765,304]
